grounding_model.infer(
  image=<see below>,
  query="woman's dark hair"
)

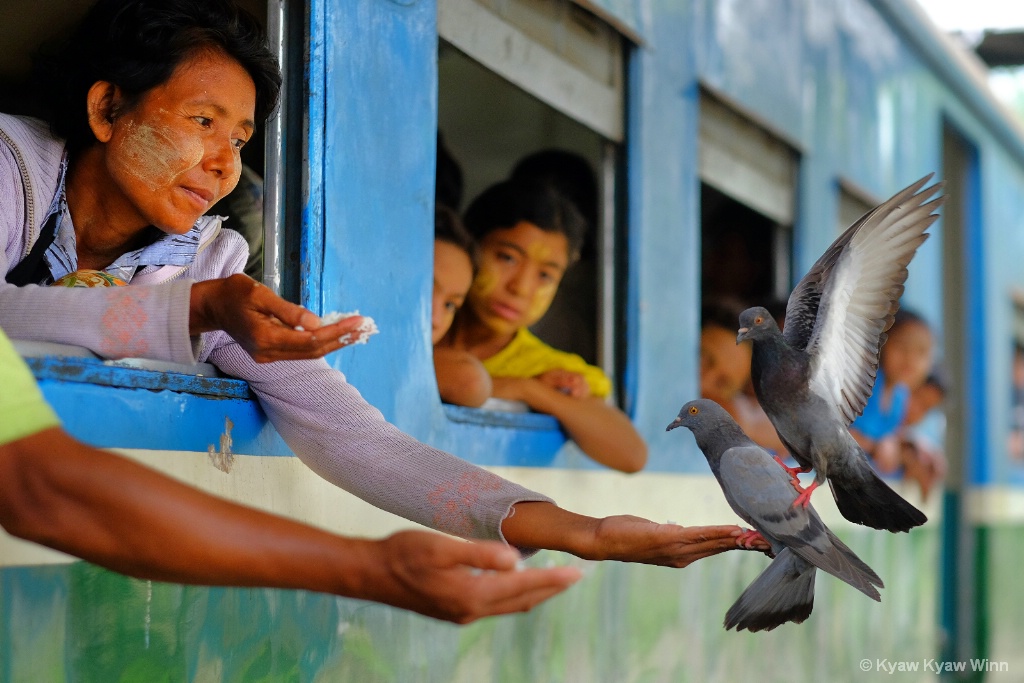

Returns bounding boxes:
[462,179,586,263]
[33,0,281,155]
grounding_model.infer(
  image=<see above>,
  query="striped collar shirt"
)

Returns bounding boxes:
[41,159,201,284]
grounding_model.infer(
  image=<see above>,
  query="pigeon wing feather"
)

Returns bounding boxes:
[801,175,944,425]
[718,445,829,552]
[718,446,883,599]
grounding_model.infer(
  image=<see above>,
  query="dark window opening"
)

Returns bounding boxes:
[700,183,789,308]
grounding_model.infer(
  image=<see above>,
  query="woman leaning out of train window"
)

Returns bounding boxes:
[0,0,766,567]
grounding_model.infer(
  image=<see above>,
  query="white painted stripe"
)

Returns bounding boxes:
[966,485,1024,524]
[0,449,947,567]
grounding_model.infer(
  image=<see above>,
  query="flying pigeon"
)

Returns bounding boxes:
[737,174,943,532]
[667,399,883,632]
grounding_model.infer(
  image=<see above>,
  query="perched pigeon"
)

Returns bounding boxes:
[667,399,883,632]
[737,174,943,533]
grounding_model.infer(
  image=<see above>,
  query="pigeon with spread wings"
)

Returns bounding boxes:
[668,399,883,632]
[737,174,943,532]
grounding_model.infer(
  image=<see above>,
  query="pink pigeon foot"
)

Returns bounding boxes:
[736,529,767,549]
[773,454,811,486]
[772,454,810,477]
[791,480,820,509]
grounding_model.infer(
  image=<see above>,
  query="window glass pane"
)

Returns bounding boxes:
[698,91,798,226]
[439,0,624,142]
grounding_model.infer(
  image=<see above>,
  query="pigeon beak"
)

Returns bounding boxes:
[666,417,683,431]
[736,327,750,344]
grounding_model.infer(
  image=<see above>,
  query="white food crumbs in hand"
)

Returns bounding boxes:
[294,311,379,344]
[322,310,379,344]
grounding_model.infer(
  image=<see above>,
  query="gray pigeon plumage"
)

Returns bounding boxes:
[737,174,943,532]
[667,399,883,632]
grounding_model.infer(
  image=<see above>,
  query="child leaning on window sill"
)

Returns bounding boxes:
[436,180,647,473]
[431,204,493,408]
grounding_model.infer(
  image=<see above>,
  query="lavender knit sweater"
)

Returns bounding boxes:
[0,113,552,543]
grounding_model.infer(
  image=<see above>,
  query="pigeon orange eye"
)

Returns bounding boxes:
[689,406,699,415]
[755,316,764,325]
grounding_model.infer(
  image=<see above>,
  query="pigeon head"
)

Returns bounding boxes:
[736,306,779,344]
[667,399,748,462]
[668,398,724,432]
[667,398,740,436]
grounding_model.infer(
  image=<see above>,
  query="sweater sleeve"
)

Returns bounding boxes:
[205,335,554,544]
[0,278,198,364]
[0,141,198,364]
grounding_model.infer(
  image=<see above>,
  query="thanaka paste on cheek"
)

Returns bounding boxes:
[525,285,556,322]
[526,253,561,323]
[113,119,203,191]
[469,265,498,300]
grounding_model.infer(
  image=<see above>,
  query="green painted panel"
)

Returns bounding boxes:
[1,526,945,682]
[984,525,1024,675]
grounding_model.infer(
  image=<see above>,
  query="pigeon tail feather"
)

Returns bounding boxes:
[724,548,816,633]
[829,459,927,533]
[790,531,883,601]
[825,529,885,590]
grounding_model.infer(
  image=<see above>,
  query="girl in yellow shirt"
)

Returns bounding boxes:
[439,180,646,473]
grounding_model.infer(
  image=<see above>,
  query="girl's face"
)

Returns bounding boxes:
[102,49,256,234]
[881,320,934,389]
[432,240,474,344]
[701,323,753,403]
[465,221,569,337]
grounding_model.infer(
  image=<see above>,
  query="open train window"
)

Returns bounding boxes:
[698,91,798,307]
[437,0,629,408]
[837,179,877,235]
[0,0,303,393]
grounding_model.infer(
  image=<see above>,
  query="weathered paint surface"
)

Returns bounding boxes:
[7,0,1024,678]
[27,356,251,399]
[1,528,942,683]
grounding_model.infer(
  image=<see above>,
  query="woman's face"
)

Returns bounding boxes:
[102,49,256,235]
[465,221,569,338]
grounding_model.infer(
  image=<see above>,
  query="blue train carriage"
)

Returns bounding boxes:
[3,0,1024,679]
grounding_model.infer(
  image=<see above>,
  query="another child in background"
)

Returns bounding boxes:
[899,371,948,500]
[431,205,492,407]
[701,298,787,454]
[510,149,599,363]
[438,180,647,472]
[852,308,946,497]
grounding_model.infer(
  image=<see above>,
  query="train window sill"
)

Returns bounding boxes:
[14,339,251,399]
[442,401,561,432]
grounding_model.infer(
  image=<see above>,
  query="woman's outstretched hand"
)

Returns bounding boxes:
[578,515,769,567]
[189,274,369,362]
[501,502,770,568]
